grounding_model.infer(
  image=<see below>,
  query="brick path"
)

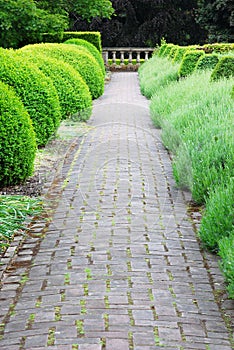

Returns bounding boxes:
[0,73,233,349]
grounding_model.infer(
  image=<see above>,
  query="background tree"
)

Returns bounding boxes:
[195,0,234,42]
[0,0,114,48]
[72,0,206,47]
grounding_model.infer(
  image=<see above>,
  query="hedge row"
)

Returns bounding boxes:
[42,31,102,52]
[0,34,105,187]
[159,42,234,80]
[139,47,234,298]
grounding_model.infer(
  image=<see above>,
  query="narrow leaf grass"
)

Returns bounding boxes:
[0,195,43,252]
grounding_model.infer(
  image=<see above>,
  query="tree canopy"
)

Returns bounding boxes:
[0,0,114,48]
[72,0,207,47]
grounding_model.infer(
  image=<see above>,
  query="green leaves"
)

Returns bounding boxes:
[0,195,43,252]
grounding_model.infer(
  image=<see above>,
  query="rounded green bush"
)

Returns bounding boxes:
[196,54,219,71]
[178,50,205,77]
[63,38,105,76]
[0,48,61,146]
[210,56,234,81]
[20,43,104,99]
[17,50,92,121]
[0,81,36,186]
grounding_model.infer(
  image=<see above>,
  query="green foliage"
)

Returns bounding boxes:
[62,32,102,52]
[203,43,234,54]
[199,179,234,252]
[168,45,179,60]
[210,56,234,81]
[0,0,68,48]
[219,231,234,299]
[0,81,36,186]
[178,50,205,77]
[0,195,43,252]
[161,44,175,57]
[195,54,219,71]
[0,48,61,146]
[150,70,234,203]
[21,43,104,99]
[142,52,234,296]
[63,38,105,75]
[17,50,92,121]
[158,44,168,57]
[138,55,179,99]
[172,47,188,63]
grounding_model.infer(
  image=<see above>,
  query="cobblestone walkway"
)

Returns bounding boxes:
[0,73,233,349]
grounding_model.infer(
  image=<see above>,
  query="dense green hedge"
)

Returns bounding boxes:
[63,31,102,52]
[0,48,61,146]
[63,38,105,76]
[178,50,205,77]
[203,43,234,54]
[17,50,92,121]
[21,43,104,99]
[195,54,219,71]
[0,81,36,186]
[211,56,234,81]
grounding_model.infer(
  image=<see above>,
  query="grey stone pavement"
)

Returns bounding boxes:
[0,72,233,350]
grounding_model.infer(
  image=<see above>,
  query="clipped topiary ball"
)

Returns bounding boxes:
[210,56,234,81]
[20,43,104,99]
[17,50,92,121]
[178,50,205,77]
[0,48,61,146]
[0,81,36,186]
[196,54,219,71]
[63,38,105,76]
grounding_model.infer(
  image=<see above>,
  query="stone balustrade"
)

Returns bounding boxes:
[102,47,154,70]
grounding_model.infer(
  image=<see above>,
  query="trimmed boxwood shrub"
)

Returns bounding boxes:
[161,44,175,57]
[178,50,205,77]
[210,56,234,81]
[63,38,105,76]
[172,47,188,63]
[21,43,104,99]
[63,31,102,52]
[17,50,92,121]
[158,44,168,57]
[203,43,234,54]
[195,54,219,71]
[0,48,61,146]
[0,81,36,186]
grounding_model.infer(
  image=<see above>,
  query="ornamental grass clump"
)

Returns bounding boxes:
[0,48,61,146]
[219,231,234,298]
[0,195,43,252]
[138,55,179,99]
[63,38,105,76]
[150,71,234,204]
[17,50,92,121]
[199,178,234,252]
[20,43,104,99]
[0,81,36,186]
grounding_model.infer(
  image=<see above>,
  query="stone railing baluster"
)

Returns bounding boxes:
[102,47,154,71]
